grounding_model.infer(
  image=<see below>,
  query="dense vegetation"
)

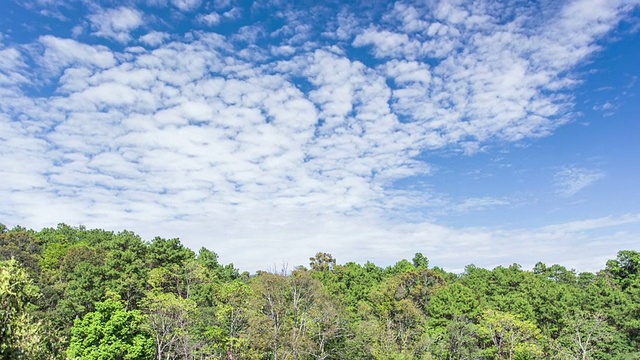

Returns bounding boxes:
[1,223,639,359]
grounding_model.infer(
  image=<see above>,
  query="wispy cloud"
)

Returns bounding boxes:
[542,213,640,233]
[171,0,201,12]
[450,197,511,214]
[555,166,606,197]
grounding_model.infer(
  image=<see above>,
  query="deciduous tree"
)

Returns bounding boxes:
[67,297,154,360]
[0,259,45,359]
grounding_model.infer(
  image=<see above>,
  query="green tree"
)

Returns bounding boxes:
[0,226,42,276]
[362,268,443,359]
[247,271,291,359]
[384,259,415,277]
[204,279,253,358]
[196,247,240,282]
[442,315,479,360]
[319,261,384,311]
[478,309,544,360]
[310,252,337,272]
[102,231,149,309]
[521,269,578,341]
[246,269,343,359]
[605,250,640,290]
[556,311,615,360]
[305,287,346,360]
[427,282,480,328]
[143,292,197,360]
[465,264,536,321]
[533,262,577,285]
[0,259,45,359]
[67,297,154,360]
[147,237,195,270]
[576,268,640,353]
[58,244,107,318]
[412,253,429,269]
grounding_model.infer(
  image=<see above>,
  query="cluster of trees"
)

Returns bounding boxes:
[1,223,639,359]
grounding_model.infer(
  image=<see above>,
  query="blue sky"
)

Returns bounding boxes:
[1,0,639,273]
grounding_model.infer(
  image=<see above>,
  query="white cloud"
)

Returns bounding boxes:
[349,0,639,151]
[38,35,116,75]
[222,7,242,20]
[197,12,221,26]
[384,59,431,85]
[140,31,170,47]
[353,28,421,59]
[388,2,429,33]
[88,7,144,43]
[171,0,201,12]
[71,24,85,38]
[0,46,28,87]
[327,10,360,41]
[450,197,510,214]
[542,214,640,233]
[555,166,606,197]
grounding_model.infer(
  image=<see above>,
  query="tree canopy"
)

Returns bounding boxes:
[0,223,639,359]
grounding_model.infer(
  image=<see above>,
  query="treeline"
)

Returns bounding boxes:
[1,223,639,359]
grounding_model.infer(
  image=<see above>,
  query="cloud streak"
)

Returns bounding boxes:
[555,166,606,197]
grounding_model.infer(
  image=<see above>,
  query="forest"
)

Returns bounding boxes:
[1,223,639,359]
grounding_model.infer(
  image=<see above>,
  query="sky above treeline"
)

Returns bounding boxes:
[1,0,639,273]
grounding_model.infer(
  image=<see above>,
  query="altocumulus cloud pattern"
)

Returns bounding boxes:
[1,0,640,272]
